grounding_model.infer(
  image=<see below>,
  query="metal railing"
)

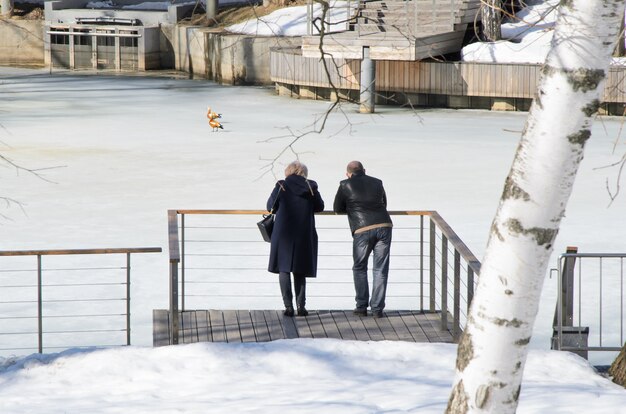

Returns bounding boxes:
[552,246,626,358]
[167,209,480,345]
[0,247,161,355]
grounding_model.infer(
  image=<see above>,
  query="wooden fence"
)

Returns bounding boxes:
[270,47,626,104]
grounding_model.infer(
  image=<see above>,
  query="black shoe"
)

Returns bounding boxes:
[353,308,367,316]
[372,311,384,319]
[297,307,309,317]
[283,307,294,317]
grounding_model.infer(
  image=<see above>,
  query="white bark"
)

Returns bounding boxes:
[447,1,626,413]
[481,0,502,42]
[0,0,13,18]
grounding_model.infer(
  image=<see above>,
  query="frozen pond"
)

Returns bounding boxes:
[1,67,625,363]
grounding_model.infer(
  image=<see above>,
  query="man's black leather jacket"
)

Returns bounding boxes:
[333,171,392,234]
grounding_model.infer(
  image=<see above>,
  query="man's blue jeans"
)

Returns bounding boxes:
[352,226,392,313]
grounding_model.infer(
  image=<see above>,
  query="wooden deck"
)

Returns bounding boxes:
[301,0,481,60]
[153,309,455,346]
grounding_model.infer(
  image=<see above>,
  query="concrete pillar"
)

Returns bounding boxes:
[206,0,217,21]
[359,46,375,113]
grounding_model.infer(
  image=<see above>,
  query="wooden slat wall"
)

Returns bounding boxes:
[272,49,626,103]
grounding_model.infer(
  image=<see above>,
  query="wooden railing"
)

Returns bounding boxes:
[0,247,161,354]
[270,49,626,103]
[166,209,480,345]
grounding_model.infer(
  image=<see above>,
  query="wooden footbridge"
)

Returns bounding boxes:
[155,210,480,347]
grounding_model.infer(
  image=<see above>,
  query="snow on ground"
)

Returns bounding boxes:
[225,0,357,36]
[1,66,626,412]
[1,340,625,413]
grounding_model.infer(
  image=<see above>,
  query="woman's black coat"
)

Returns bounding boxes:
[266,174,324,277]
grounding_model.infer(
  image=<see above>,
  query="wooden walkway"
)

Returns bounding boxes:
[153,309,455,346]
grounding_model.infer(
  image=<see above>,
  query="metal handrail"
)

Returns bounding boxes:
[0,247,161,354]
[553,248,626,357]
[167,209,480,345]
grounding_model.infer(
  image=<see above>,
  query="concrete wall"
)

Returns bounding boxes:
[0,20,45,67]
[173,26,300,85]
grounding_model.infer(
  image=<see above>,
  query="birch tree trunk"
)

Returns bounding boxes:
[446,1,626,413]
[481,0,502,42]
[0,0,13,18]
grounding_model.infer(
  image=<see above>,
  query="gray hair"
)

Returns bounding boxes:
[285,160,308,178]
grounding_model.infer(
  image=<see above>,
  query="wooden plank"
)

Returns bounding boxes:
[153,309,170,347]
[196,310,210,342]
[180,311,197,344]
[345,311,372,341]
[424,311,454,342]
[331,311,357,340]
[251,310,271,342]
[361,313,386,341]
[209,309,226,342]
[373,311,401,341]
[384,310,417,341]
[399,310,430,342]
[223,310,242,343]
[281,313,300,339]
[416,312,444,342]
[305,312,328,339]
[238,310,257,343]
[318,310,343,339]
[294,314,314,338]
[265,310,286,341]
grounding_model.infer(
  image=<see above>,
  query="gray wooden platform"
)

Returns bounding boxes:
[153,309,455,346]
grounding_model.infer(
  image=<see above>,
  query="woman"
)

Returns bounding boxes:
[267,161,324,317]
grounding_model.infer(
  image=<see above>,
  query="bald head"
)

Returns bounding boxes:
[346,161,364,174]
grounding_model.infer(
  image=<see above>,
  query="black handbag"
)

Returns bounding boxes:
[258,183,283,242]
[257,214,274,242]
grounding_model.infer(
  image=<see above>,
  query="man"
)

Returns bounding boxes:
[333,161,392,318]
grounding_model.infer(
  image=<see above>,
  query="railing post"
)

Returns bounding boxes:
[181,213,185,312]
[170,261,179,345]
[37,254,43,354]
[126,252,131,346]
[419,215,424,311]
[467,265,474,312]
[168,210,181,345]
[429,219,436,311]
[453,249,461,340]
[441,235,448,331]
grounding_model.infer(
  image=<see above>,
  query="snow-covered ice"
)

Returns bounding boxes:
[1,65,626,412]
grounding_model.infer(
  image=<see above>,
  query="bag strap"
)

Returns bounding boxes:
[268,182,285,213]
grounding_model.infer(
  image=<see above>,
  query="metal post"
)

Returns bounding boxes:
[467,266,474,312]
[181,213,185,312]
[453,249,461,339]
[419,215,424,311]
[429,220,436,311]
[359,46,375,113]
[126,252,131,346]
[441,235,448,331]
[37,255,43,354]
[170,261,179,345]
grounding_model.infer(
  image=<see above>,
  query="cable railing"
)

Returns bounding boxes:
[167,209,480,345]
[552,246,626,359]
[0,247,161,355]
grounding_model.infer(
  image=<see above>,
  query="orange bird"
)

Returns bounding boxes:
[209,118,223,131]
[207,107,221,120]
